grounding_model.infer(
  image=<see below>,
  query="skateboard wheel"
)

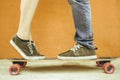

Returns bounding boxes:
[9,64,21,75]
[22,62,27,68]
[96,61,111,67]
[12,61,27,68]
[103,63,115,74]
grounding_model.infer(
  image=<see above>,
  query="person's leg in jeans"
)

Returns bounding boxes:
[10,0,45,60]
[58,0,97,60]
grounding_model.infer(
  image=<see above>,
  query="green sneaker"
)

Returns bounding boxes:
[10,35,45,60]
[58,44,97,60]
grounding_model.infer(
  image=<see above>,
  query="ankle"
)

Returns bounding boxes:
[16,33,31,40]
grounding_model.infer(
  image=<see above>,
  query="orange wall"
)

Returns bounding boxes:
[0,0,120,59]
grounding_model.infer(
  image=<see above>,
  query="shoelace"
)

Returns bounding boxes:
[27,41,34,54]
[70,44,83,52]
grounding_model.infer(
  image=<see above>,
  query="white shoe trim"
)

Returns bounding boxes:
[57,55,97,60]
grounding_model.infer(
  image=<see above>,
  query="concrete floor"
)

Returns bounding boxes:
[0,58,120,80]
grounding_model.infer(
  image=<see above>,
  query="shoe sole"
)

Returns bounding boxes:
[57,55,97,60]
[10,40,45,60]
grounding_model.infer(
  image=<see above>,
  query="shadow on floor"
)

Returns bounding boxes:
[23,64,102,73]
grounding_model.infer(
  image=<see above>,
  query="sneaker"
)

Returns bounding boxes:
[58,44,97,60]
[10,35,45,60]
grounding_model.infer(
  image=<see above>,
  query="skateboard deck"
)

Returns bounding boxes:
[8,57,116,61]
[8,57,117,75]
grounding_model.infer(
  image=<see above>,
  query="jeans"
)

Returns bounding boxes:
[68,0,95,49]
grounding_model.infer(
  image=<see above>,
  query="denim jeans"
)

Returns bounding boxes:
[68,0,95,49]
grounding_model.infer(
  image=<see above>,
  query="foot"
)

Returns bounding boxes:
[58,44,97,60]
[10,35,45,60]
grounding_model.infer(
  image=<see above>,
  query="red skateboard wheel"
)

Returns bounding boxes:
[12,61,27,68]
[103,63,115,74]
[9,64,21,75]
[96,61,111,67]
[21,62,27,68]
[96,61,104,67]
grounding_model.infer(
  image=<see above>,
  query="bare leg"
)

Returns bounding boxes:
[17,0,39,40]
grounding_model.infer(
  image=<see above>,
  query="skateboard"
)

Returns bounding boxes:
[8,57,116,75]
